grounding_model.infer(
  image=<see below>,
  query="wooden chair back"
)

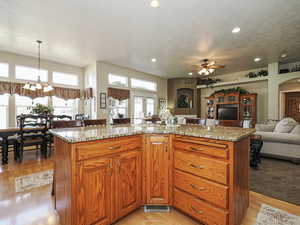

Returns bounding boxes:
[17,114,49,140]
[52,120,82,129]
[113,118,131,125]
[83,119,106,126]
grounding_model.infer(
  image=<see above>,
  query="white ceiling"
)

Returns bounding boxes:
[1,0,300,78]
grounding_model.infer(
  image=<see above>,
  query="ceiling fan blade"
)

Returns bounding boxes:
[208,61,216,66]
[209,65,225,69]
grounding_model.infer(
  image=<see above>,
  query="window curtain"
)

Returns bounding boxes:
[0,81,81,100]
[107,87,130,100]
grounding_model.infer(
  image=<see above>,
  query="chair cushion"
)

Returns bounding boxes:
[274,118,298,133]
[291,125,300,135]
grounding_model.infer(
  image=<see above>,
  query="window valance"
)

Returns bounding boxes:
[0,81,81,100]
[107,87,130,100]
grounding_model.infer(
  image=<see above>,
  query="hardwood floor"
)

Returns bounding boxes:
[0,151,299,225]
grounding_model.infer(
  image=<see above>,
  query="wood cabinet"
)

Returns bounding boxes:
[173,135,250,225]
[54,133,249,225]
[77,157,112,225]
[145,135,171,205]
[115,151,142,219]
[205,92,257,127]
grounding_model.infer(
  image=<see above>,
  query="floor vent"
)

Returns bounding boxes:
[144,205,170,212]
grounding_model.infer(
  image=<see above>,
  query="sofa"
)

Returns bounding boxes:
[255,118,300,163]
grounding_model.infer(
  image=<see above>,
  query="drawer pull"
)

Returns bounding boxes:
[190,147,204,151]
[190,184,206,191]
[190,206,203,215]
[152,142,163,145]
[108,145,121,150]
[190,164,205,169]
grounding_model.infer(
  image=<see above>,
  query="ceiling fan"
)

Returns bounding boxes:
[191,59,225,76]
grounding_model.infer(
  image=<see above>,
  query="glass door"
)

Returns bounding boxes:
[133,96,155,124]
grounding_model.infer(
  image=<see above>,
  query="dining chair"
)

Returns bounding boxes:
[16,114,50,163]
[113,118,131,125]
[83,119,106,127]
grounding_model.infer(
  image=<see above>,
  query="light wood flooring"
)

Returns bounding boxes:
[0,151,299,225]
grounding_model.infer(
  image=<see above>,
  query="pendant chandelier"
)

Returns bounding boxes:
[23,40,53,92]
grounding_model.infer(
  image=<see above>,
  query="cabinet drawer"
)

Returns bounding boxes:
[174,188,228,225]
[174,170,228,209]
[173,139,228,159]
[76,136,142,161]
[174,150,229,185]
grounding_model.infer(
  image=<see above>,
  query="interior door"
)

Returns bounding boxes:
[145,135,170,204]
[285,92,300,123]
[77,157,112,225]
[116,151,142,218]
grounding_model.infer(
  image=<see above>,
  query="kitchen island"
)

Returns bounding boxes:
[51,124,255,225]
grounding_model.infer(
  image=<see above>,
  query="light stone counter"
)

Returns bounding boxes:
[50,124,255,143]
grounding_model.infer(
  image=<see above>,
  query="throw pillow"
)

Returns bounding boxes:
[291,125,300,135]
[274,117,298,133]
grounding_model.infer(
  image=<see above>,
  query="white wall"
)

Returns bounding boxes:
[84,63,97,119]
[96,61,168,120]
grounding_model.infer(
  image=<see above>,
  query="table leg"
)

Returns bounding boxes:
[2,137,8,165]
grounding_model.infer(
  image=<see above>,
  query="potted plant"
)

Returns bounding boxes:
[31,103,54,115]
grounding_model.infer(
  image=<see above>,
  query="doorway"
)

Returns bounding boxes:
[285,92,300,123]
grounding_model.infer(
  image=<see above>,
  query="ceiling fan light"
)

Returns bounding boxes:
[36,82,42,89]
[208,68,215,73]
[30,85,36,91]
[23,82,30,90]
[205,71,210,75]
[48,85,54,91]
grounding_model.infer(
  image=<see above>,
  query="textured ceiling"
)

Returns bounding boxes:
[0,0,300,78]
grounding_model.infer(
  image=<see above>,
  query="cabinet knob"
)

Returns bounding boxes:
[108,145,121,150]
[190,164,205,169]
[190,206,203,215]
[190,147,204,151]
[190,183,206,191]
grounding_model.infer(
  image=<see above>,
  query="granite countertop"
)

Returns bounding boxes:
[50,124,255,143]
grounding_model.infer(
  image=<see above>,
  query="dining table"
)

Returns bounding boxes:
[0,127,42,165]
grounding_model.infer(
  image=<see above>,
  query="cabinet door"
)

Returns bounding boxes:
[115,151,142,218]
[77,157,112,225]
[145,135,170,204]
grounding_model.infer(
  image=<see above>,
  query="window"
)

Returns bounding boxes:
[52,96,79,118]
[0,94,9,128]
[15,65,48,82]
[108,74,128,87]
[131,78,157,92]
[15,95,48,116]
[0,63,9,77]
[53,72,78,86]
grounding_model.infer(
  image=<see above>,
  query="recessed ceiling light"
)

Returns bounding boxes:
[188,72,193,76]
[281,54,288,58]
[254,57,261,62]
[150,0,159,8]
[151,58,157,62]
[232,27,241,33]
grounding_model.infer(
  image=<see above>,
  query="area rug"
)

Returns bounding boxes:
[15,170,53,192]
[250,158,300,205]
[256,204,300,225]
